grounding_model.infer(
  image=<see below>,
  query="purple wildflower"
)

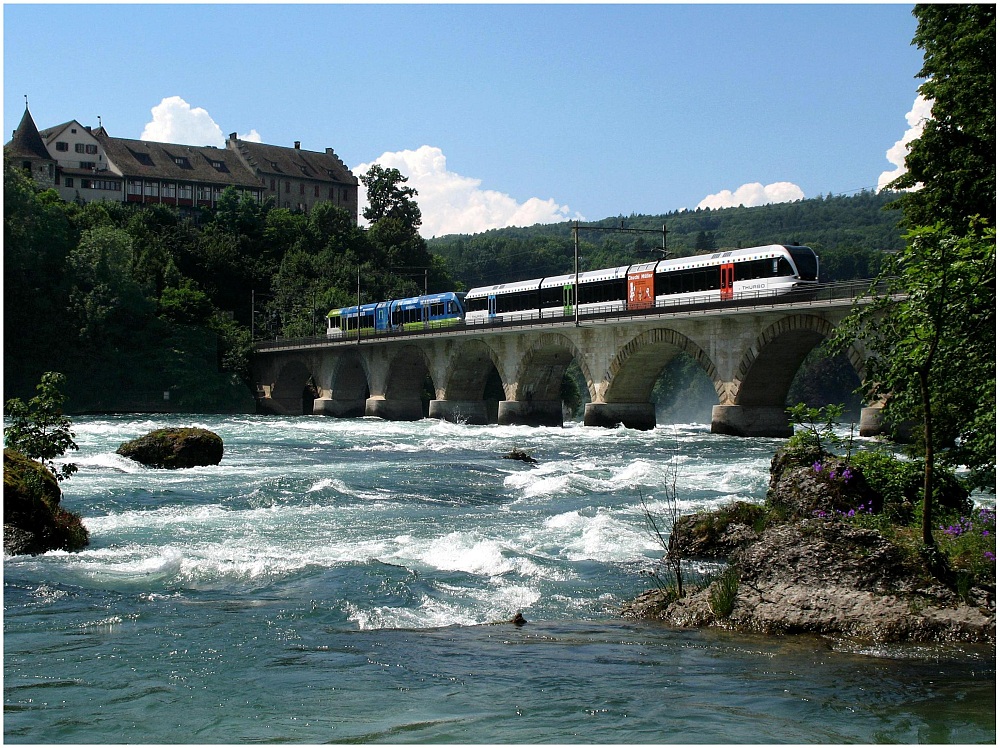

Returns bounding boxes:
[812,461,822,473]
[842,468,853,482]
[985,551,996,562]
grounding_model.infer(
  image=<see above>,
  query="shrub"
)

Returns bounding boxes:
[851,448,973,524]
[936,506,996,585]
[709,565,740,619]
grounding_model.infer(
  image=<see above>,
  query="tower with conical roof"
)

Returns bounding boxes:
[5,105,56,189]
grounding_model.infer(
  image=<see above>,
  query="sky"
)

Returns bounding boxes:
[4,3,928,238]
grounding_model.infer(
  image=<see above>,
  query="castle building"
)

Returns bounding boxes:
[5,106,358,220]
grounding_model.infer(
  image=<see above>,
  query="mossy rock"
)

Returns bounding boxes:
[3,448,89,555]
[116,427,224,469]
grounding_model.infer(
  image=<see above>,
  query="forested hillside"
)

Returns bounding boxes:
[429,189,903,289]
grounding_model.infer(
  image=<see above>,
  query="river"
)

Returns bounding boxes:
[4,415,995,743]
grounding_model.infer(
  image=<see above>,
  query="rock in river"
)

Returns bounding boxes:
[116,427,224,469]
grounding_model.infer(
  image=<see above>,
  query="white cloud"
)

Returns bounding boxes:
[141,96,226,146]
[696,181,805,211]
[877,93,932,191]
[352,145,583,238]
[140,96,262,146]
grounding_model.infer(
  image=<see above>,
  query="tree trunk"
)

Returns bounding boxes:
[919,369,935,548]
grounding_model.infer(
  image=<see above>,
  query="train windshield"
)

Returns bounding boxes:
[787,246,818,281]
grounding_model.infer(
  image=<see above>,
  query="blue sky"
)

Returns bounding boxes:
[4,3,926,237]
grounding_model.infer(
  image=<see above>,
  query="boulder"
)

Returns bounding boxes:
[503,448,537,464]
[766,448,882,519]
[116,427,224,469]
[4,448,89,555]
[623,448,995,643]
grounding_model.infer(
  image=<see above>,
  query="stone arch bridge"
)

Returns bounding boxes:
[253,284,883,437]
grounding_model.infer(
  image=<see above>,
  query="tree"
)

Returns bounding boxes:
[834,6,996,554]
[360,165,422,230]
[834,223,996,546]
[889,4,995,231]
[4,372,79,482]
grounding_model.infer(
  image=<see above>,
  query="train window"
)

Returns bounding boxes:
[777,257,793,276]
[540,286,562,307]
[466,296,488,313]
[499,290,538,314]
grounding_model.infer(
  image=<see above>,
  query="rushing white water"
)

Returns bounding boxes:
[4,415,994,744]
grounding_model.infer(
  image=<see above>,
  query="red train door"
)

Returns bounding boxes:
[720,263,734,300]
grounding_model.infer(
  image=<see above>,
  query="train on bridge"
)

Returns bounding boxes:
[326,243,818,338]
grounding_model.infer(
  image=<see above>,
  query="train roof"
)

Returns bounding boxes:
[464,244,814,297]
[540,265,630,288]
[327,301,383,317]
[466,278,541,298]
[391,291,465,309]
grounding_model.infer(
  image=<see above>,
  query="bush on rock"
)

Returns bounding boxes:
[3,448,89,555]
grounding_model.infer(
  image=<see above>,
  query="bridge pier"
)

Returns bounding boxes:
[365,396,424,421]
[313,396,366,417]
[711,405,792,438]
[428,400,490,425]
[584,402,656,430]
[859,405,884,437]
[497,400,563,428]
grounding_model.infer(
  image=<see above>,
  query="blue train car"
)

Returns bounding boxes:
[389,292,466,332]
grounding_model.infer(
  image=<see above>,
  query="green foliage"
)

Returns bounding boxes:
[4,372,78,482]
[360,165,421,229]
[158,280,213,325]
[935,507,996,589]
[708,565,740,619]
[850,448,972,525]
[889,5,995,231]
[785,403,845,459]
[833,223,996,545]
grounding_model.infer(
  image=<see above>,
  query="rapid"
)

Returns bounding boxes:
[4,415,994,743]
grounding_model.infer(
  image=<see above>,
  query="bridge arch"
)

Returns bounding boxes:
[441,339,504,401]
[601,328,720,404]
[512,332,593,402]
[494,332,592,427]
[365,344,433,421]
[733,314,837,407]
[269,359,316,415]
[314,350,370,418]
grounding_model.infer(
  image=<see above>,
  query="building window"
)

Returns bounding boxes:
[85,144,98,154]
[299,184,305,195]
[314,185,320,197]
[285,181,290,193]
[75,143,85,153]
[127,180,142,196]
[270,178,275,191]
[144,182,159,197]
[329,187,335,199]
[163,183,176,198]
[79,161,96,170]
[56,141,69,152]
[65,177,74,188]
[178,184,193,200]
[198,186,212,201]
[342,189,349,201]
